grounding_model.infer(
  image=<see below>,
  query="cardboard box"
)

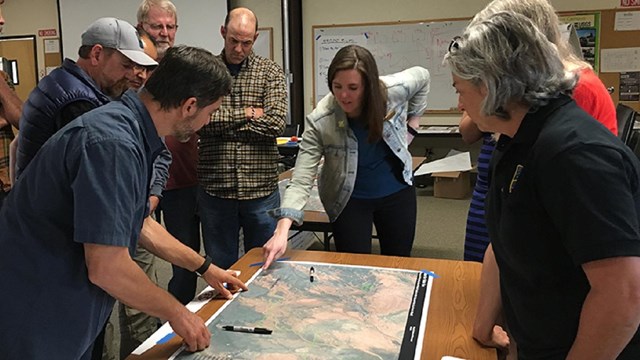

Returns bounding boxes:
[432,171,470,199]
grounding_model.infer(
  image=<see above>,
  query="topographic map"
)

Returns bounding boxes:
[172,261,432,360]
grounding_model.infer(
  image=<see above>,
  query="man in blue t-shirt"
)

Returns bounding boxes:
[0,46,247,360]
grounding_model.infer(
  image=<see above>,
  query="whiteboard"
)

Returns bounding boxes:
[58,0,227,60]
[313,19,470,112]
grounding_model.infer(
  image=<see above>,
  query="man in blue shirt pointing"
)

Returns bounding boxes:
[0,45,247,359]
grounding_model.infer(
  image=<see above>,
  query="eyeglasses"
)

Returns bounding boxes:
[144,22,178,32]
[448,36,462,52]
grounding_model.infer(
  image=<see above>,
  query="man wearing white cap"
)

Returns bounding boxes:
[15,17,157,179]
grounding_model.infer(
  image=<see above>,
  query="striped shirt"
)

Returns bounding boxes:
[463,134,495,262]
[198,51,287,200]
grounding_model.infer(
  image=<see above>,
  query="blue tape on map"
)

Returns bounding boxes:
[249,257,292,267]
[420,269,440,278]
[157,332,175,345]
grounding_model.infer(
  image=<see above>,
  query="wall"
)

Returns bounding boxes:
[302,0,620,124]
[231,0,284,67]
[1,0,623,124]
[2,0,60,80]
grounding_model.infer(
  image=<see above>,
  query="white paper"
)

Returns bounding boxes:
[615,11,640,31]
[131,286,217,355]
[417,126,459,134]
[414,152,472,176]
[600,47,640,73]
[44,39,59,53]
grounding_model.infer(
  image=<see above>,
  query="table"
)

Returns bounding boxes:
[279,157,426,251]
[128,249,497,360]
[416,125,461,138]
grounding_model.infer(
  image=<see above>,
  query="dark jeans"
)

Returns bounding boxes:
[155,186,201,305]
[199,187,280,269]
[332,186,416,256]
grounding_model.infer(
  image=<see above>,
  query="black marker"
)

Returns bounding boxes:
[309,266,315,282]
[222,325,272,334]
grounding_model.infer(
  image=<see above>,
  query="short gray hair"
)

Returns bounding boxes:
[444,11,577,118]
[137,0,177,24]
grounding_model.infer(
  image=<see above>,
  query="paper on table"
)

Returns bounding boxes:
[414,152,472,177]
[131,271,242,355]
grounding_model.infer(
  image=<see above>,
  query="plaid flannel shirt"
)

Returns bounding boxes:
[198,51,287,200]
[0,71,16,192]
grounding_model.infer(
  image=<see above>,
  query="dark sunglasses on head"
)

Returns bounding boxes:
[448,36,462,52]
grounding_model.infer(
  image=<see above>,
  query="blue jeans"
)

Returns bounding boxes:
[155,186,200,304]
[199,187,280,269]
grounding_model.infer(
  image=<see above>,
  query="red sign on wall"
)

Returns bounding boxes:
[38,29,57,37]
[621,0,640,6]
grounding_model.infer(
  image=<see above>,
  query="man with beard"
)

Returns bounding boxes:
[15,17,157,179]
[0,45,247,360]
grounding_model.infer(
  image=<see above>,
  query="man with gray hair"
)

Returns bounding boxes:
[137,0,178,59]
[444,11,640,359]
[0,45,247,359]
[138,0,205,306]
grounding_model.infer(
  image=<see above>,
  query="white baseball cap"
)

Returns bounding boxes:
[81,17,157,67]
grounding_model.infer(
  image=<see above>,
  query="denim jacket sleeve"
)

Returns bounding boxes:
[392,66,430,118]
[269,112,325,225]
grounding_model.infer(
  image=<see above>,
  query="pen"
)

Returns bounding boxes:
[222,325,273,334]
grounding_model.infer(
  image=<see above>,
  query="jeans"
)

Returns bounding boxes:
[155,186,201,305]
[332,186,416,256]
[199,187,280,269]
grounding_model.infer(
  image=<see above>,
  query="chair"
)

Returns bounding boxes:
[628,129,640,161]
[616,103,637,145]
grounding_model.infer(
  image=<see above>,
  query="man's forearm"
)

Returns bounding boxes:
[567,289,640,359]
[85,244,184,321]
[473,244,504,345]
[139,216,203,272]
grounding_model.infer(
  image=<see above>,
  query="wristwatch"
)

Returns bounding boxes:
[194,255,212,277]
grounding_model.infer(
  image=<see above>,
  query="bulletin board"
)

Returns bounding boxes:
[313,9,640,113]
[312,18,470,113]
[561,9,640,111]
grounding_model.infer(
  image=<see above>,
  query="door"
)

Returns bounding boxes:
[0,35,38,102]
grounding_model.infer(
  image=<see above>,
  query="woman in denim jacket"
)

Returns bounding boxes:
[263,45,430,268]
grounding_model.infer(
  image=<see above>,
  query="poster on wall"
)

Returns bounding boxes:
[621,0,640,7]
[559,13,601,71]
[620,72,640,101]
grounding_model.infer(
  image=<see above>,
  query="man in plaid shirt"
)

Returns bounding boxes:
[198,7,287,269]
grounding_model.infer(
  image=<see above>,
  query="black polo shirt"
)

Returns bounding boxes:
[486,95,640,359]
